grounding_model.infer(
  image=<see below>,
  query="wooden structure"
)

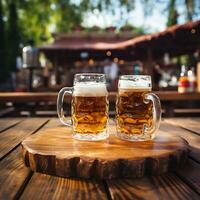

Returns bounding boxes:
[1,91,200,117]
[40,20,200,76]
[1,91,200,102]
[0,118,200,199]
[39,31,137,62]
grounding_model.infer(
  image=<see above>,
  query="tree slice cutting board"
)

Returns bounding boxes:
[21,125,188,179]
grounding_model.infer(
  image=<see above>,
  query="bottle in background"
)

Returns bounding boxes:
[178,65,189,93]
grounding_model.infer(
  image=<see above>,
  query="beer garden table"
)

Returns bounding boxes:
[1,92,200,117]
[0,117,200,199]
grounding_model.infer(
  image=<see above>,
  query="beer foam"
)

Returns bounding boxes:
[119,79,151,90]
[73,82,108,96]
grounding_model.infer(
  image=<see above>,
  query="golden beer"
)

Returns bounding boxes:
[57,73,109,141]
[72,96,108,134]
[72,82,108,136]
[117,88,153,135]
[116,75,161,141]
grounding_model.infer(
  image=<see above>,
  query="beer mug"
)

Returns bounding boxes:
[116,75,161,141]
[57,73,109,141]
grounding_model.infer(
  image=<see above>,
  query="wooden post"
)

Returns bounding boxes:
[197,62,200,92]
[54,56,61,85]
[143,48,154,76]
[28,67,34,92]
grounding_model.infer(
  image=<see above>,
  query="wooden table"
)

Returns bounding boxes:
[1,92,200,117]
[1,91,200,102]
[0,118,200,199]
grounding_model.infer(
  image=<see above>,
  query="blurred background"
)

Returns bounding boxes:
[0,0,200,117]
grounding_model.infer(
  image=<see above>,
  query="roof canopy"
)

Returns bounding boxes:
[39,20,200,63]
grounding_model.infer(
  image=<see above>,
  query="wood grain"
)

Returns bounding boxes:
[107,173,200,200]
[161,121,200,162]
[0,118,22,133]
[176,159,200,194]
[0,147,31,200]
[21,126,188,179]
[165,118,200,135]
[20,173,107,200]
[0,119,60,199]
[0,118,48,159]
[0,118,200,200]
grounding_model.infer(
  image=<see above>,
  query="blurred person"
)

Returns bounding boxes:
[104,59,111,77]
[104,59,119,80]
[110,61,119,81]
[153,63,162,90]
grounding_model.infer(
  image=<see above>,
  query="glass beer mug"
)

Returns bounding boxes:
[116,75,161,141]
[57,73,109,141]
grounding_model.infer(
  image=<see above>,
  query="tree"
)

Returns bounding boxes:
[0,0,7,81]
[53,0,82,33]
[141,0,200,27]
[167,0,178,27]
[7,1,20,73]
[185,0,194,21]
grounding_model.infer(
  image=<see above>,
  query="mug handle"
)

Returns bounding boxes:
[57,87,73,126]
[144,93,161,135]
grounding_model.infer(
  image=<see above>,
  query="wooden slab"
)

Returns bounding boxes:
[21,126,188,179]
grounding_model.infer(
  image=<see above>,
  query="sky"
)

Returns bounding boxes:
[81,0,200,33]
[82,0,167,33]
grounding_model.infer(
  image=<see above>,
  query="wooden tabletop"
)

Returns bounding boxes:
[0,118,200,199]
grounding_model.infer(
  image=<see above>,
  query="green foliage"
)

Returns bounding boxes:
[18,0,53,44]
[2,0,199,45]
[52,0,82,33]
[185,0,194,20]
[7,1,20,72]
[0,0,200,82]
[141,0,199,26]
[167,0,178,27]
[0,0,7,81]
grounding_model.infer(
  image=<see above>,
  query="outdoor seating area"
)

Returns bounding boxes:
[1,91,200,118]
[0,0,200,199]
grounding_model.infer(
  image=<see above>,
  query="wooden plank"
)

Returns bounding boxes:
[160,121,200,162]
[165,118,200,135]
[35,118,61,130]
[107,173,200,200]
[176,159,200,195]
[0,118,48,159]
[0,119,60,200]
[0,118,22,133]
[0,147,31,200]
[20,173,107,200]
